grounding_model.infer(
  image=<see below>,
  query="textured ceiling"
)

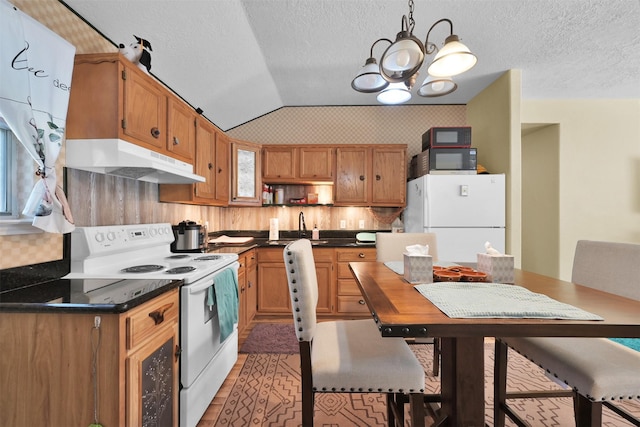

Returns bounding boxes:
[15,0,640,131]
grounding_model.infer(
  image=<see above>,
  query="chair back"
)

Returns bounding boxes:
[376,232,438,262]
[572,240,640,301]
[283,239,318,342]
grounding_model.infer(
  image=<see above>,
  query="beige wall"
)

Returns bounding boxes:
[521,99,640,280]
[521,124,560,277]
[466,70,523,266]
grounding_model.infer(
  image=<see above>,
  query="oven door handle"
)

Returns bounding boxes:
[187,262,239,294]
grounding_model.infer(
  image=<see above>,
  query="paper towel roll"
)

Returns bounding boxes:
[269,218,279,241]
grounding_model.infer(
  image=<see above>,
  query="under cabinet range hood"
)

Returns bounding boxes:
[65,139,205,184]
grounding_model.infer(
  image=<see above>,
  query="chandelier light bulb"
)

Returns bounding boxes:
[417,75,457,97]
[376,82,412,104]
[396,49,411,68]
[431,81,445,92]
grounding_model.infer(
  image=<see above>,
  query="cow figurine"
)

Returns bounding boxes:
[118,35,152,74]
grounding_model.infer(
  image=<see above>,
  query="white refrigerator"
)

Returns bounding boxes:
[404,174,506,262]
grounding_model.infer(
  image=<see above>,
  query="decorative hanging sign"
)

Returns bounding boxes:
[0,0,76,234]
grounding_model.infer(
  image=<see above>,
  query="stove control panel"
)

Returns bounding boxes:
[71,223,174,259]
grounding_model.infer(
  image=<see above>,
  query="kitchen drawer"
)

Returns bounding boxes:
[313,247,335,263]
[337,263,356,279]
[245,249,257,268]
[337,278,362,296]
[127,289,179,350]
[337,295,369,314]
[336,248,376,262]
[259,246,333,262]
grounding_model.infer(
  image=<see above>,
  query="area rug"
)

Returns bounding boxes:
[239,323,299,354]
[217,341,640,426]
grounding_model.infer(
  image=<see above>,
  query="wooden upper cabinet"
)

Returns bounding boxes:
[262,145,334,184]
[230,139,262,206]
[334,145,406,207]
[334,146,369,205]
[298,146,334,181]
[68,53,198,164]
[262,146,296,181]
[166,97,196,163]
[121,64,168,151]
[159,118,228,206]
[193,119,216,200]
[214,132,230,204]
[371,145,406,206]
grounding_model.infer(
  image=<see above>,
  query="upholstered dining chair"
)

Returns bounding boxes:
[376,232,441,376]
[283,239,426,427]
[494,240,640,427]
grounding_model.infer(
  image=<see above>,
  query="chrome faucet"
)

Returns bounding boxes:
[298,211,307,238]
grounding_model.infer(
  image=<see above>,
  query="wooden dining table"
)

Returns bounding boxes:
[349,262,640,427]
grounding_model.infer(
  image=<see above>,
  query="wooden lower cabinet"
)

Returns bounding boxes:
[0,288,179,427]
[257,247,334,315]
[238,249,257,334]
[256,246,372,318]
[336,248,376,316]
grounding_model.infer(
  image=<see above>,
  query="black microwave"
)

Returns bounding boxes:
[422,126,471,151]
[418,147,477,174]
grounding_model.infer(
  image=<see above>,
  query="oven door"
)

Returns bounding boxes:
[180,262,239,388]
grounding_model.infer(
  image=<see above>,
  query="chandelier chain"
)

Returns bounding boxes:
[408,0,415,31]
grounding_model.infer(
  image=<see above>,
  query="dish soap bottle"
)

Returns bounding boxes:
[391,217,404,233]
[312,224,319,240]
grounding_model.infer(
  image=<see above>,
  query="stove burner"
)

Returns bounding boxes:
[165,266,196,274]
[166,254,191,260]
[194,255,223,261]
[121,264,165,273]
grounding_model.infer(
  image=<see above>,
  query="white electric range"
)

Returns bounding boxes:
[64,223,239,427]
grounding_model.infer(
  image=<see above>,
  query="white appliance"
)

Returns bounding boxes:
[66,138,205,184]
[405,174,506,262]
[64,223,239,427]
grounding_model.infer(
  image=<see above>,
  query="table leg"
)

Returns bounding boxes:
[439,337,485,427]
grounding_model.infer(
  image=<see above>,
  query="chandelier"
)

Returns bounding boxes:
[351,0,477,104]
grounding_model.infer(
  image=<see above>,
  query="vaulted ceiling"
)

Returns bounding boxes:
[49,0,640,131]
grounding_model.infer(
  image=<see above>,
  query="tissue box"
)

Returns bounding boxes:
[403,253,433,284]
[477,253,514,283]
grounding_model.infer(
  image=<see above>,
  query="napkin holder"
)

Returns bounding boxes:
[477,253,514,283]
[403,253,433,284]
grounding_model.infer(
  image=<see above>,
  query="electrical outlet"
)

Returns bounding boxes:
[339,219,346,229]
[359,219,365,229]
[347,219,354,229]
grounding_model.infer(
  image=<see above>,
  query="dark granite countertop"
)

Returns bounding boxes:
[206,230,381,255]
[0,229,387,312]
[0,277,182,314]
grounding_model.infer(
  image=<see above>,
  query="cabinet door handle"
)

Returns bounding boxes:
[208,162,213,170]
[150,127,161,138]
[148,302,173,325]
[173,136,180,145]
[358,252,365,258]
[218,167,223,173]
[174,344,182,362]
[358,299,366,305]
[359,175,365,181]
[248,281,252,288]
[376,174,381,181]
